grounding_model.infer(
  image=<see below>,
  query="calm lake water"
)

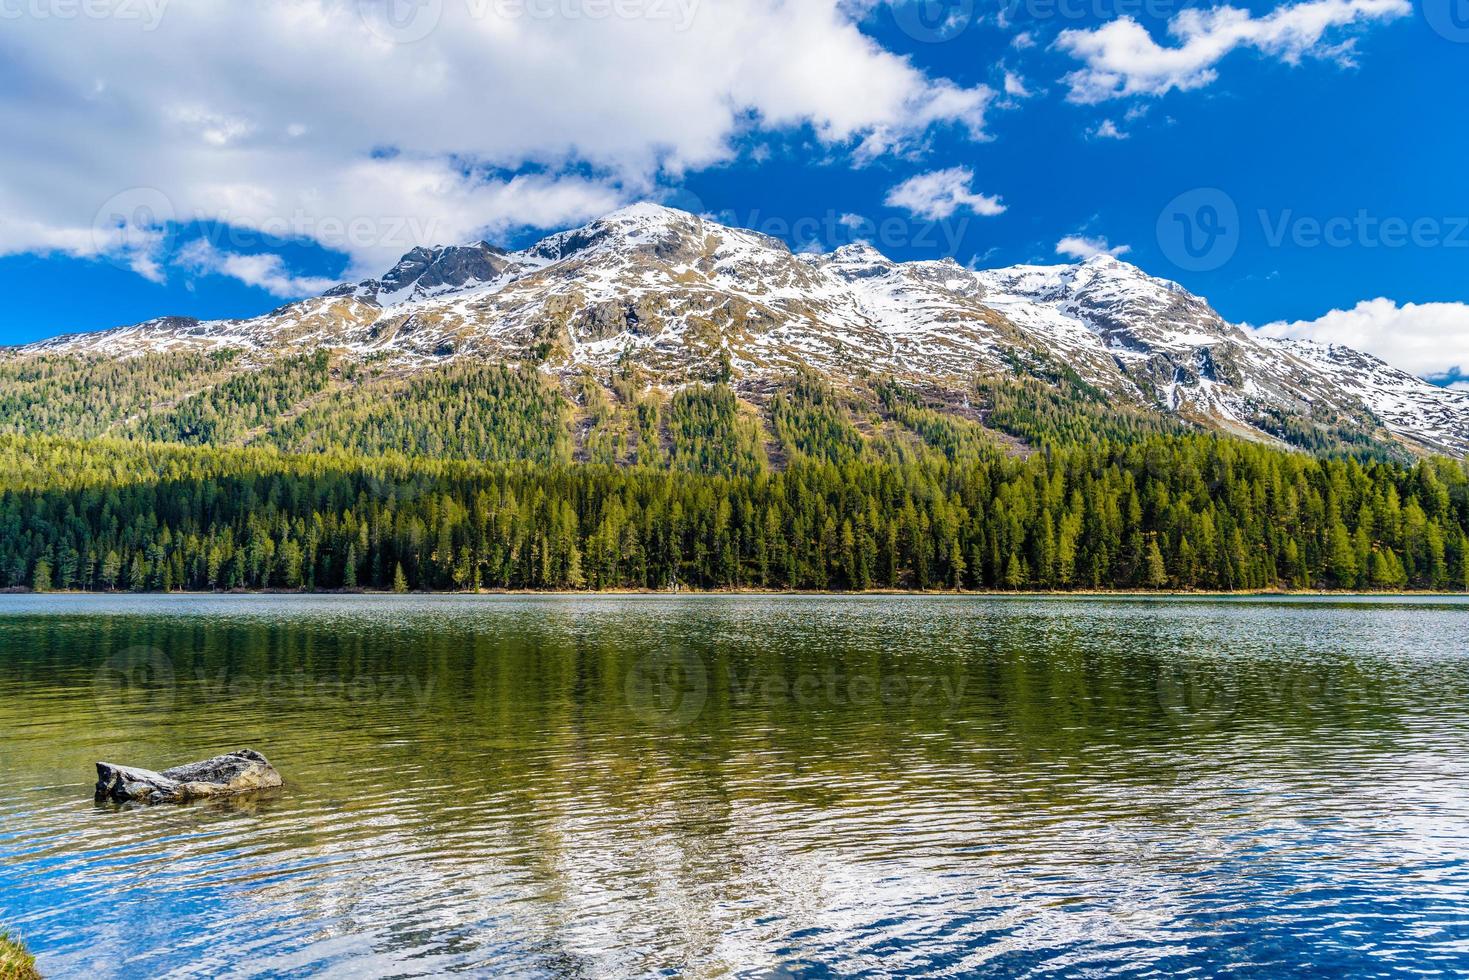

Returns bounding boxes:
[1,595,1468,978]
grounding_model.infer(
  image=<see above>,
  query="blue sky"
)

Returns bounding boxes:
[1,0,1465,383]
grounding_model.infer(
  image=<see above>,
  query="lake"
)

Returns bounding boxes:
[1,594,1467,977]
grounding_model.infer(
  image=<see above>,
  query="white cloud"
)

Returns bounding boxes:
[1091,119,1129,140]
[1253,298,1469,379]
[177,238,338,298]
[1056,234,1131,259]
[0,0,995,281]
[885,167,1005,220]
[968,245,1001,268]
[1004,72,1031,98]
[1056,0,1409,103]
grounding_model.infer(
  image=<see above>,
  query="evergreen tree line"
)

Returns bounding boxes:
[2,432,1465,594]
[0,346,1418,467]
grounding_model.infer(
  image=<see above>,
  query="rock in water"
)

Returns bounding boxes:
[95,749,282,804]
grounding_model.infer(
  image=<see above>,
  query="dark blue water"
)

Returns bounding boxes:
[1,594,1467,977]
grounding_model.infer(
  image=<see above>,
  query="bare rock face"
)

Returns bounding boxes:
[95,749,282,805]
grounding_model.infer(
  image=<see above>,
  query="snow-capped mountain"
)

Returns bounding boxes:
[20,203,1469,457]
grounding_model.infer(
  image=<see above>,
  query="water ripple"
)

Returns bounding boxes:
[0,595,1466,977]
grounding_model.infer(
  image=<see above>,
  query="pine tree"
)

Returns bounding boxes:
[1003,551,1027,591]
[1328,522,1358,588]
[1145,538,1168,590]
[100,550,121,591]
[32,557,53,593]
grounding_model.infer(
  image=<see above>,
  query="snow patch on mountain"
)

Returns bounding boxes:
[13,204,1469,457]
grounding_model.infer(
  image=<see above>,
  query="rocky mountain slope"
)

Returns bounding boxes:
[13,203,1469,459]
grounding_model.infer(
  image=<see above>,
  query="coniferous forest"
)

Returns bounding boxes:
[0,352,1466,593]
[1,431,1465,595]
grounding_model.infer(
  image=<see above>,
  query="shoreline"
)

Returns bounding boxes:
[2,587,1464,599]
[0,933,38,980]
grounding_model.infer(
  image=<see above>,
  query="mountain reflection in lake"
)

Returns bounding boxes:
[1,594,1467,978]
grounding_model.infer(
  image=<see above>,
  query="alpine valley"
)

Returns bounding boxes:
[9,203,1468,463]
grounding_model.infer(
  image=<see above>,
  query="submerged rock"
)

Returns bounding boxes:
[95,749,282,805]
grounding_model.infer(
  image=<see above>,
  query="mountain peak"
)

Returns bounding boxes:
[827,241,892,263]
[591,203,710,243]
[601,202,696,224]
[356,240,516,303]
[16,197,1469,459]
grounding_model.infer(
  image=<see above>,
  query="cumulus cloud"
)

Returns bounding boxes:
[1253,298,1469,380]
[0,0,995,282]
[1056,0,1409,103]
[1090,119,1129,140]
[177,239,338,298]
[1056,234,1131,259]
[885,168,1005,220]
